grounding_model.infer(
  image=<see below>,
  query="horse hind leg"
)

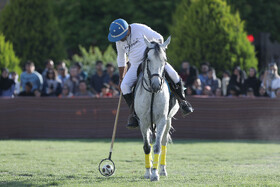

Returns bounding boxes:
[142,128,152,179]
[159,118,171,177]
[151,119,166,181]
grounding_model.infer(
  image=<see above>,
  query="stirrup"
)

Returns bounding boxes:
[180,101,194,117]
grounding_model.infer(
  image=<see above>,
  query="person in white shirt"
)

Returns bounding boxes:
[108,18,193,128]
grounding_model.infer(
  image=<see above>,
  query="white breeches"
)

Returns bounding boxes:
[121,63,180,95]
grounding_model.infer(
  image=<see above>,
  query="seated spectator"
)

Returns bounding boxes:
[106,63,119,91]
[59,85,73,98]
[42,59,54,80]
[74,62,87,80]
[258,86,269,97]
[262,62,280,97]
[99,83,113,98]
[198,62,210,86]
[227,85,240,97]
[10,72,20,95]
[42,69,62,97]
[203,67,221,94]
[202,85,213,96]
[57,67,69,87]
[246,87,255,98]
[243,67,260,96]
[34,89,41,97]
[0,68,15,97]
[227,66,245,96]
[90,60,110,94]
[64,66,80,94]
[18,82,35,96]
[191,78,202,95]
[56,61,67,72]
[20,61,43,92]
[275,88,280,98]
[215,88,222,97]
[222,70,230,96]
[75,80,94,97]
[185,86,195,96]
[179,61,198,87]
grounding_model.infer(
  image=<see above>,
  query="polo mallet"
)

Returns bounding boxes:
[98,92,122,177]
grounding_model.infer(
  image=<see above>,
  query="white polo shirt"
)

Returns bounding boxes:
[116,23,163,67]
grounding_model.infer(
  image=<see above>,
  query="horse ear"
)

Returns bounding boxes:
[143,35,153,48]
[161,36,171,49]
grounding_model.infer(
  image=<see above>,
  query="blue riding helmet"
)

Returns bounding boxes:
[108,18,129,42]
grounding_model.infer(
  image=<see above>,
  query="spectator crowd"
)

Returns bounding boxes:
[0,60,119,98]
[1,59,280,99]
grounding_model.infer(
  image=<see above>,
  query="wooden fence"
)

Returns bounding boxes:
[0,97,280,140]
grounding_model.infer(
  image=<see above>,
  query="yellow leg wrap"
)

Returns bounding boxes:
[160,146,167,166]
[145,153,152,168]
[153,154,160,169]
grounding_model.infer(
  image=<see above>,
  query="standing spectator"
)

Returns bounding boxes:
[56,61,67,73]
[99,83,113,98]
[0,68,15,97]
[191,78,202,95]
[20,61,43,92]
[59,85,73,98]
[179,61,198,87]
[57,67,69,87]
[203,67,221,94]
[258,86,269,97]
[75,80,94,97]
[64,66,80,94]
[262,63,280,97]
[243,67,260,96]
[90,60,110,94]
[42,59,54,80]
[74,62,87,80]
[227,66,245,96]
[10,72,20,95]
[42,69,62,97]
[222,70,230,96]
[198,62,210,86]
[18,82,35,96]
[106,63,119,91]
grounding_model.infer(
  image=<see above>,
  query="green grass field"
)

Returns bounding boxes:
[0,139,280,187]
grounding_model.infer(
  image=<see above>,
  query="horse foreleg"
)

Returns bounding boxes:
[160,118,171,176]
[151,119,166,181]
[142,126,152,179]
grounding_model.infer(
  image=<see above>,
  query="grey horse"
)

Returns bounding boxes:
[134,36,179,181]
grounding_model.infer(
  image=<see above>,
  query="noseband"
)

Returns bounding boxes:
[142,47,166,93]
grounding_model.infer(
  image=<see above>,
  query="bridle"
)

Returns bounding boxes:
[142,47,166,93]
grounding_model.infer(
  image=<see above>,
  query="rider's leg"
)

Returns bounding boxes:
[164,63,194,116]
[121,64,140,128]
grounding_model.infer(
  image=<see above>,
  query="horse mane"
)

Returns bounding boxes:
[141,41,162,70]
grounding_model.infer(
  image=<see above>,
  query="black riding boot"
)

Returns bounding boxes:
[123,93,139,129]
[174,80,194,117]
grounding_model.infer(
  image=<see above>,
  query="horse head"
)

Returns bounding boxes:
[143,35,171,93]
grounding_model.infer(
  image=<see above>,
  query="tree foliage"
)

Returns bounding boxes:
[227,0,280,42]
[53,0,180,55]
[66,45,117,76]
[168,0,258,74]
[0,0,66,69]
[0,33,21,74]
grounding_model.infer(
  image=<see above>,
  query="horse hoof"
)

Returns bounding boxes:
[150,169,159,181]
[159,165,168,176]
[144,168,151,179]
